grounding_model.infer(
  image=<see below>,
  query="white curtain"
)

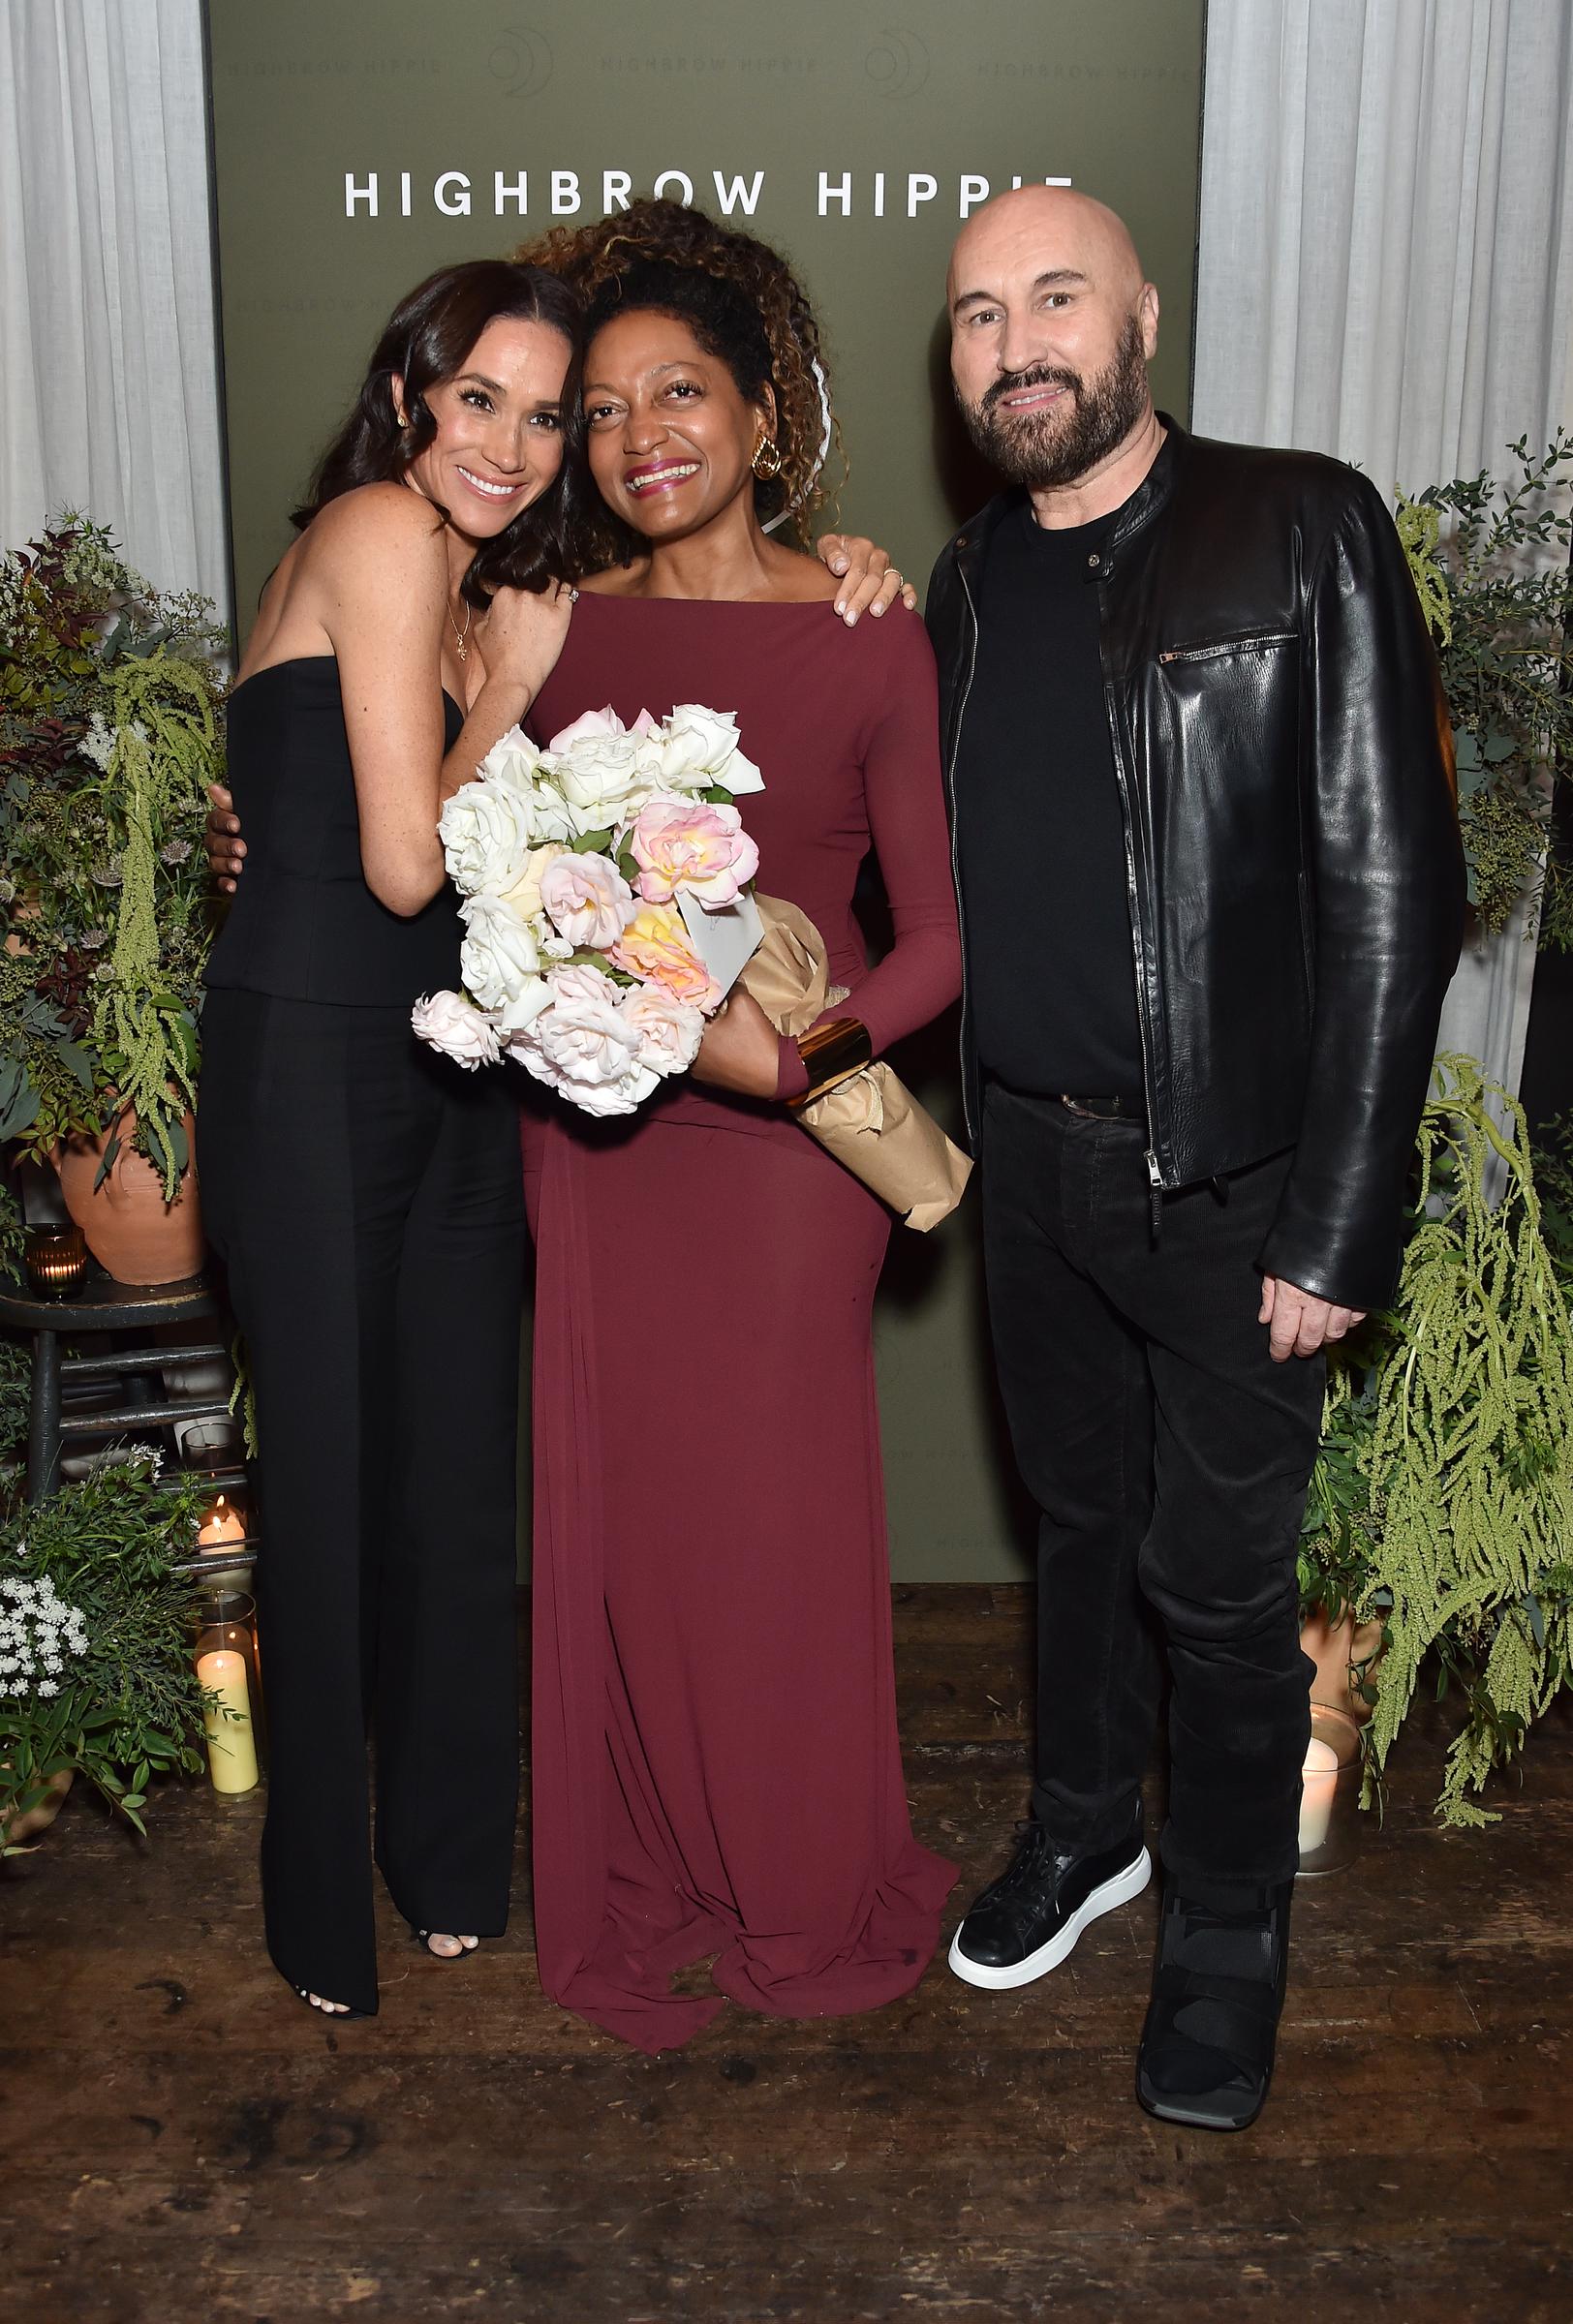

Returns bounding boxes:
[0,0,227,614]
[1192,0,1573,1096]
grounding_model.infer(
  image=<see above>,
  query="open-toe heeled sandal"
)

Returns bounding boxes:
[409,1928,479,1960]
[291,1983,372,2021]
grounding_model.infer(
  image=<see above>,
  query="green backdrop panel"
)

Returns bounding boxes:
[206,0,1206,1580]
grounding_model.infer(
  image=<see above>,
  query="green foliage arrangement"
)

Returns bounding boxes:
[0,1457,211,1849]
[0,517,228,1195]
[1299,1057,1573,1825]
[1397,432,1573,950]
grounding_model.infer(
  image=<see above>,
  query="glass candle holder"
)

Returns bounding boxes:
[23,1222,87,1300]
[192,1587,263,1796]
[1296,1702,1365,1877]
[194,1489,255,1590]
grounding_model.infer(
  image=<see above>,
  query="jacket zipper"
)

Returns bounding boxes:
[950,560,982,1145]
[1095,571,1167,1235]
[1157,630,1295,665]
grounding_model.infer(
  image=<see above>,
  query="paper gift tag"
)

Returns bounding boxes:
[679,889,764,1001]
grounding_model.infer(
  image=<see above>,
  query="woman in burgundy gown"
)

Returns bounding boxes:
[519,206,961,2050]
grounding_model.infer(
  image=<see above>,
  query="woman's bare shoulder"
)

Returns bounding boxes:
[305,481,447,568]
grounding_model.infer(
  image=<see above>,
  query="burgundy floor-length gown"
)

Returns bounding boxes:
[524,590,961,2053]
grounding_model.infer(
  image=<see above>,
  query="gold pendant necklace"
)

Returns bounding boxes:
[448,598,472,664]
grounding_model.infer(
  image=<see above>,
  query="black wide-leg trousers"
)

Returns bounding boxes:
[979,1082,1326,1887]
[199,989,527,2013]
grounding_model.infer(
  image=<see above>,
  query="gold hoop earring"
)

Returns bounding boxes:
[752,430,784,482]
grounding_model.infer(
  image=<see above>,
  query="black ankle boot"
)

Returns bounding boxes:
[948,1812,1151,1990]
[1136,1874,1293,2131]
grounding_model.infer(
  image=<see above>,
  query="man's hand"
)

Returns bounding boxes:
[206,781,244,891]
[1258,1275,1367,1361]
[814,535,919,627]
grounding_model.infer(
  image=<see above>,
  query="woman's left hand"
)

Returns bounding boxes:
[815,535,919,627]
[689,988,784,1100]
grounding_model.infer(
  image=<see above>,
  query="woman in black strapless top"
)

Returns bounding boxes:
[202,260,912,2024]
[200,260,583,2018]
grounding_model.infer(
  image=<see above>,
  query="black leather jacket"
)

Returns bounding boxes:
[926,418,1465,1312]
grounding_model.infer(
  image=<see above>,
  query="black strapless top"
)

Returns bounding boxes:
[204,657,463,1006]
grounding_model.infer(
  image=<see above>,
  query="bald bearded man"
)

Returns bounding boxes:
[927,189,1464,2130]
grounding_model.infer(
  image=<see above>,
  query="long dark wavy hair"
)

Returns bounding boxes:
[292,260,585,605]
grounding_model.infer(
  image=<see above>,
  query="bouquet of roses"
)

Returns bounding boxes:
[413,703,764,1116]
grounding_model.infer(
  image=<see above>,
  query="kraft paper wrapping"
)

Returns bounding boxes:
[738,894,972,1233]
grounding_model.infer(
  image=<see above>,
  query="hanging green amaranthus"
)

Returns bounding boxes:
[1354,1056,1573,1824]
[90,652,217,1194]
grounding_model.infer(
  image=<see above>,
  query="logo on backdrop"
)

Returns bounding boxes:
[866,27,931,99]
[488,26,554,100]
[340,166,1070,224]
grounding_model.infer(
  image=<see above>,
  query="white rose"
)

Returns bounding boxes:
[520,779,577,846]
[459,893,542,1013]
[412,990,502,1070]
[439,778,536,896]
[476,725,545,794]
[544,732,650,838]
[657,703,765,797]
[619,982,703,1079]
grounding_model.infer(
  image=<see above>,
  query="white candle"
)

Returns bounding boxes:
[198,1494,246,1548]
[1298,1736,1340,1854]
[197,1496,251,1591]
[198,1649,260,1794]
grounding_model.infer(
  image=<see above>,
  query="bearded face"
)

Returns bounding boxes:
[958,310,1150,491]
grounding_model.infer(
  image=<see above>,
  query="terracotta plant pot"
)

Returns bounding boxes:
[53,1109,204,1286]
[1301,1606,1385,1724]
[1,1767,74,1848]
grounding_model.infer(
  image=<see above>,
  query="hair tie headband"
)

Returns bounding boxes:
[761,357,833,534]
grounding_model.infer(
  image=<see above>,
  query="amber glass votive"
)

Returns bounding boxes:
[23,1222,87,1300]
[1296,1703,1365,1877]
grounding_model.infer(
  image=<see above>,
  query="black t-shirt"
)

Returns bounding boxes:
[954,497,1144,1104]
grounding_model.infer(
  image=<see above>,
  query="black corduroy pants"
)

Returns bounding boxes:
[979,1081,1325,1887]
[198,989,527,2013]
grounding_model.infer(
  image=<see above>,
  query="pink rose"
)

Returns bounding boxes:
[630,797,760,911]
[546,705,626,751]
[620,983,704,1079]
[539,851,636,951]
[411,990,501,1070]
[508,963,658,1118]
[611,904,723,1012]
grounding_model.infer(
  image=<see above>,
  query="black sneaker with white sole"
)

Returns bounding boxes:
[948,1815,1152,1990]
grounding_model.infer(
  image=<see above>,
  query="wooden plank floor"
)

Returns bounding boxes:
[4,1585,1570,2324]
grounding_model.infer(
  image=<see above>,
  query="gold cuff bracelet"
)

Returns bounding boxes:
[789,1016,873,1110]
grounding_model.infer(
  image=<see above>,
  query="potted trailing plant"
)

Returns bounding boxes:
[0,1455,213,1850]
[1298,1057,1573,1825]
[0,516,227,1280]
[1397,430,1573,949]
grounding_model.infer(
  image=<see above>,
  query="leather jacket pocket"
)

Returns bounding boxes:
[1157,628,1296,666]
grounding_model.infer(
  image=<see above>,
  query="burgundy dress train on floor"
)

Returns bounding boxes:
[524,594,961,2053]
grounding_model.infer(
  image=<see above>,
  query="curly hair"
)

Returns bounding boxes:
[515,199,842,566]
[292,260,583,606]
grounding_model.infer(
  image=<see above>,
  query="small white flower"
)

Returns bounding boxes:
[78,713,118,772]
[36,1679,60,1698]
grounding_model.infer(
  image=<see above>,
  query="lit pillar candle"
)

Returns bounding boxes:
[1298,1737,1340,1854]
[198,1649,260,1793]
[197,1495,250,1590]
